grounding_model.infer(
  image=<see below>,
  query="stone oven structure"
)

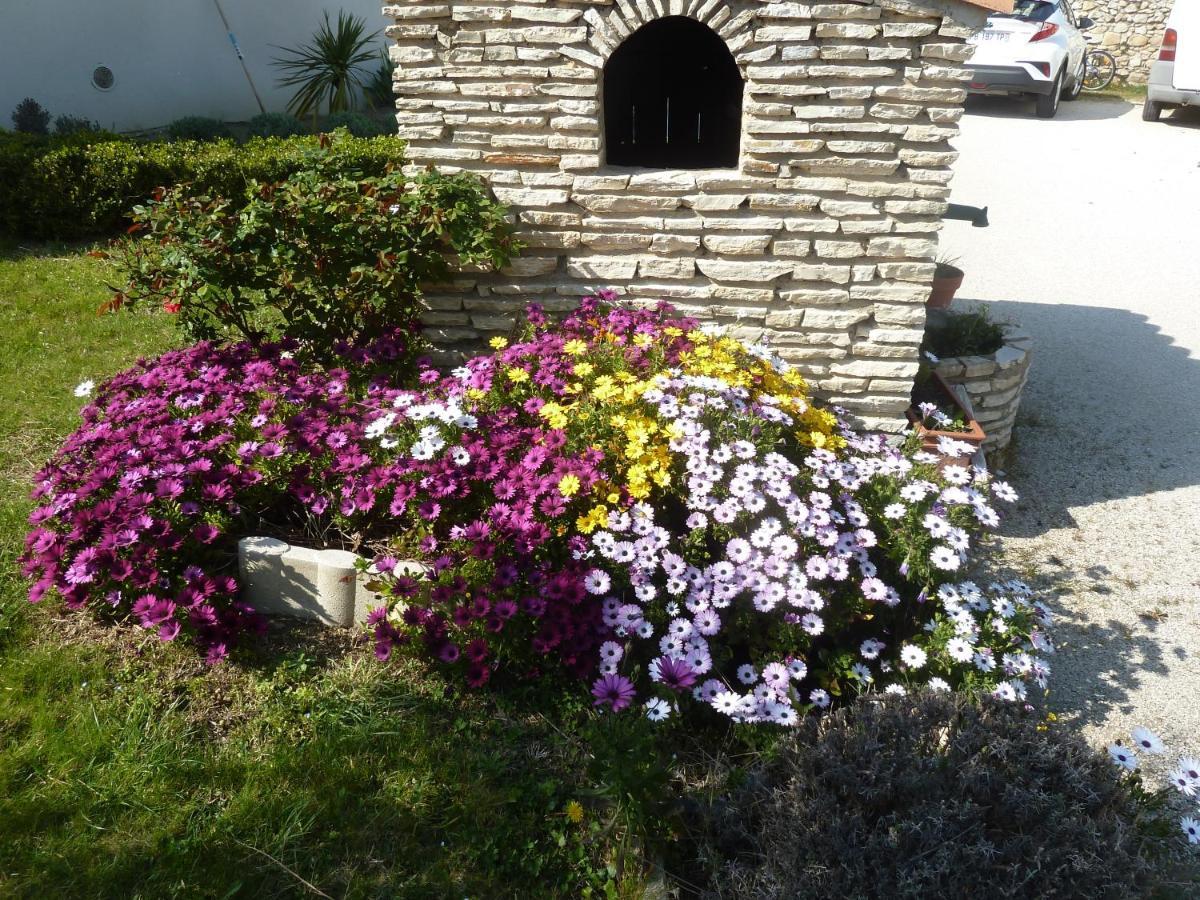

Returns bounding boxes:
[383,0,1003,431]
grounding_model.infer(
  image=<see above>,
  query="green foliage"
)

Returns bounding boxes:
[688,692,1170,898]
[273,11,380,122]
[52,114,100,136]
[246,111,309,138]
[11,98,50,134]
[0,131,405,240]
[162,115,234,141]
[322,110,391,137]
[103,131,517,354]
[924,305,1007,358]
[364,50,397,109]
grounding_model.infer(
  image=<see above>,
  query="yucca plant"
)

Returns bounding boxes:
[273,12,380,123]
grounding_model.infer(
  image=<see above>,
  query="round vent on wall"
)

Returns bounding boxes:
[92,66,115,91]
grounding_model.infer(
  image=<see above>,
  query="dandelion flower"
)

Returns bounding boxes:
[565,800,584,823]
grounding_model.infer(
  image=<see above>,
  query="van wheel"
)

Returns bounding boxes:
[1142,98,1163,121]
[1036,70,1063,118]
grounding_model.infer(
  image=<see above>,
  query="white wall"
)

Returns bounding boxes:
[0,1,389,133]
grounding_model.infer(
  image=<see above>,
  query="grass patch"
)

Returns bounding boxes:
[0,243,653,897]
[1082,81,1148,102]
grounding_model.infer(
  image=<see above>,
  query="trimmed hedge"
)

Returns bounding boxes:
[0,131,406,240]
[688,692,1165,899]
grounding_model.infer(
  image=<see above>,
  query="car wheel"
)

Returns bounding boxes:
[1142,98,1163,121]
[1036,70,1063,118]
[1063,57,1084,100]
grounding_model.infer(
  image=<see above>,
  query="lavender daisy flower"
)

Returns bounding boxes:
[592,674,636,712]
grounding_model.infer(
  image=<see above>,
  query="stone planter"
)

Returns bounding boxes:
[930,323,1033,453]
[237,537,420,627]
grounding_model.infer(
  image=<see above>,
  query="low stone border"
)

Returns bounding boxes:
[931,323,1032,453]
[238,537,419,627]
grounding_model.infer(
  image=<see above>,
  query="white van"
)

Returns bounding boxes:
[1144,0,1200,120]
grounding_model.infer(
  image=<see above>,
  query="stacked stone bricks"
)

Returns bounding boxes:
[1075,0,1171,83]
[383,0,990,431]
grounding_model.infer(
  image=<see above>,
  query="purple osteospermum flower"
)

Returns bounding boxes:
[653,655,696,692]
[591,674,636,712]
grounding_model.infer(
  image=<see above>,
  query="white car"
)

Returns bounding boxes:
[1144,0,1200,121]
[966,0,1092,118]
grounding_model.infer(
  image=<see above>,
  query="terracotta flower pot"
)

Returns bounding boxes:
[906,371,986,469]
[926,263,964,309]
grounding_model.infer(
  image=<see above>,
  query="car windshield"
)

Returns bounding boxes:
[996,0,1057,20]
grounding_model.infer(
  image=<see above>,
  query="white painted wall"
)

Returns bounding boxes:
[0,1,389,133]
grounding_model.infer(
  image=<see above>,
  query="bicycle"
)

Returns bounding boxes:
[1082,39,1117,91]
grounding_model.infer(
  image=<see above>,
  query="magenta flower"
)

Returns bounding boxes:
[592,673,636,712]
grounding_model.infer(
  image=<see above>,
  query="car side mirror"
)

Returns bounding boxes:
[1079,16,1094,29]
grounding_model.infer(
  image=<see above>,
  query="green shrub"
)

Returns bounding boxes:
[52,115,101,136]
[322,110,390,137]
[924,305,1006,358]
[103,131,516,355]
[11,98,50,135]
[0,130,406,239]
[246,112,309,138]
[163,116,233,141]
[688,692,1166,898]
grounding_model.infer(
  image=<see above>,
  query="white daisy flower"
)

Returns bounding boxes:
[900,644,927,669]
[1108,744,1138,771]
[1182,817,1200,845]
[645,698,672,722]
[1131,726,1165,755]
[73,379,95,398]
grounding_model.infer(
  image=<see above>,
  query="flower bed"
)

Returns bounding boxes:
[25,295,1051,723]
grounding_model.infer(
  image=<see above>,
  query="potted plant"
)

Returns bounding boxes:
[927,254,965,309]
[907,368,986,468]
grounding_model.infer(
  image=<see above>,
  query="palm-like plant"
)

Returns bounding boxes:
[273,12,380,123]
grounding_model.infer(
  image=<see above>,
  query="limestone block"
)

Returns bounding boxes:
[686,194,748,211]
[582,232,654,249]
[575,194,681,212]
[703,234,774,254]
[778,286,852,304]
[866,236,937,258]
[651,234,702,253]
[771,238,812,256]
[782,215,840,233]
[639,257,697,278]
[791,263,852,283]
[566,257,640,279]
[502,256,561,276]
[696,259,795,281]
[491,187,570,206]
[815,22,880,38]
[814,239,865,258]
[830,359,919,378]
[803,307,873,329]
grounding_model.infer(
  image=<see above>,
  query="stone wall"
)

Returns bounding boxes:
[384,0,989,432]
[1076,0,1171,83]
[932,323,1031,452]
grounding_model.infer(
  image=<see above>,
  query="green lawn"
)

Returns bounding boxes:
[0,242,646,898]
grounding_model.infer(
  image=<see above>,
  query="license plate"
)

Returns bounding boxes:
[979,31,1009,41]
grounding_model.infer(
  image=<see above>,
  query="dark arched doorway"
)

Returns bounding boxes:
[603,16,743,169]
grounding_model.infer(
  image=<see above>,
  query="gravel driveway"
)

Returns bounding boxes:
[939,95,1200,763]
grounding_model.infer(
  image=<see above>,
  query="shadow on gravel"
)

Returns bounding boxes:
[965,94,1133,121]
[961,298,1200,537]
[981,554,1176,732]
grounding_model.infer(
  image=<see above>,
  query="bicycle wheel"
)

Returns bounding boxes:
[1083,50,1117,91]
